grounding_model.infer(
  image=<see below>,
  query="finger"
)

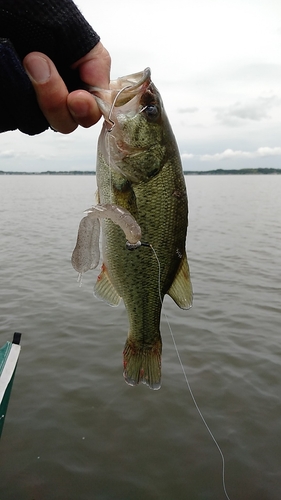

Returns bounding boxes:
[23,52,77,134]
[72,42,111,89]
[67,89,101,128]
[67,42,111,128]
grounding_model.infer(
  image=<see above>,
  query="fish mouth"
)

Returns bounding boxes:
[89,68,152,126]
[89,67,151,96]
[90,68,159,183]
[108,67,151,108]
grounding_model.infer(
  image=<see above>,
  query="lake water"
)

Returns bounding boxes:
[0,174,280,500]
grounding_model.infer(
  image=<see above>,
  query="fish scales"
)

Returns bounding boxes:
[92,68,193,389]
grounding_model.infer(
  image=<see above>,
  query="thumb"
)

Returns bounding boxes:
[23,52,77,133]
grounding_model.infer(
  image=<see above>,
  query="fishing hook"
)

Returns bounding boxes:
[126,241,151,251]
[107,85,133,132]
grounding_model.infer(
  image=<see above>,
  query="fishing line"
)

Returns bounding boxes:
[148,243,231,500]
[105,132,113,205]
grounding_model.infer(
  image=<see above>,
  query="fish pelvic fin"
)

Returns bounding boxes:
[123,338,162,390]
[168,251,193,310]
[94,263,121,307]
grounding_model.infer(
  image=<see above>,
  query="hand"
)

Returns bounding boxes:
[23,42,111,133]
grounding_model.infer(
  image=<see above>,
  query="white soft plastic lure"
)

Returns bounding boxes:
[71,203,142,275]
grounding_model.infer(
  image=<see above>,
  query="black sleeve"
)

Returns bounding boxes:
[0,0,101,135]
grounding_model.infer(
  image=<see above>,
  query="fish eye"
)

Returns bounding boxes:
[144,104,159,121]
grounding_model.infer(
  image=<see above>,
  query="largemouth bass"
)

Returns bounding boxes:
[72,68,192,390]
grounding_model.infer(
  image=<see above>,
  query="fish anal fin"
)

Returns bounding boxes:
[94,264,121,307]
[168,252,193,310]
[123,338,162,390]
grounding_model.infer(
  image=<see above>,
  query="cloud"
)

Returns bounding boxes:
[181,147,281,163]
[214,95,279,126]
[181,153,195,160]
[235,63,281,82]
[256,146,281,157]
[0,150,16,158]
[178,107,199,114]
[200,147,281,161]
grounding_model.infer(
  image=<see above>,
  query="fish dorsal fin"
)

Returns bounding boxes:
[94,264,121,307]
[168,252,193,310]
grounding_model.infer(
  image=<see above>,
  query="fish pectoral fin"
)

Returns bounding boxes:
[94,264,121,307]
[168,252,193,310]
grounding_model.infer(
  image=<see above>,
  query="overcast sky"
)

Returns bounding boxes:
[1,0,281,172]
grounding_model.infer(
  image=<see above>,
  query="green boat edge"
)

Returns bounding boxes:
[0,333,21,438]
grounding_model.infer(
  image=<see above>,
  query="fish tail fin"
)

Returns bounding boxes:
[123,338,162,390]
